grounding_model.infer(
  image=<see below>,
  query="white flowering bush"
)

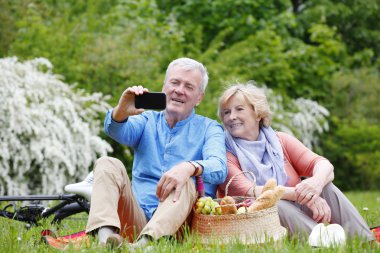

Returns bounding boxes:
[0,57,112,195]
[263,86,330,149]
[291,98,330,148]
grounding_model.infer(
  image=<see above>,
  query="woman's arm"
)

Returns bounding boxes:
[251,160,334,202]
[217,152,253,197]
[295,159,334,205]
[277,132,334,203]
[251,185,296,201]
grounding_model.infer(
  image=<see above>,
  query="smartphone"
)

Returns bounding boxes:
[135,92,166,110]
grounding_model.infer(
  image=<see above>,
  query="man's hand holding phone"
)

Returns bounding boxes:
[112,86,166,122]
[135,92,166,110]
[112,85,149,122]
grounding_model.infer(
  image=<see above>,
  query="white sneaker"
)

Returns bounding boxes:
[64,171,94,201]
[308,223,346,247]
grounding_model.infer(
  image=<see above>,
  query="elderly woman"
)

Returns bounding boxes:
[217,82,374,241]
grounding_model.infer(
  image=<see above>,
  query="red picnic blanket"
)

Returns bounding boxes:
[41,229,89,250]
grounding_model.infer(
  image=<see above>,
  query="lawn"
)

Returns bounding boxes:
[1,191,379,252]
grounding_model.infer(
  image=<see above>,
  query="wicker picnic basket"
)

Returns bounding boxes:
[191,171,287,244]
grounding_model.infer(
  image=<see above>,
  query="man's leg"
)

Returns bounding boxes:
[85,156,147,242]
[320,183,374,241]
[138,179,197,240]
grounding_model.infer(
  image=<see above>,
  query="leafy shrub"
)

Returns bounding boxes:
[0,57,112,195]
[321,120,380,190]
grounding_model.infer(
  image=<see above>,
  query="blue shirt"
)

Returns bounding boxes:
[104,109,227,220]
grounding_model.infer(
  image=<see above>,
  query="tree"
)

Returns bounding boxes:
[295,0,380,61]
[0,57,112,195]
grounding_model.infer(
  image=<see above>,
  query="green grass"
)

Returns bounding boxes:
[1,191,379,252]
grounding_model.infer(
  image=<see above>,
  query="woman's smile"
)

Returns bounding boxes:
[222,93,261,141]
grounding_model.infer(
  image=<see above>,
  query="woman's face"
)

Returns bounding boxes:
[221,93,261,141]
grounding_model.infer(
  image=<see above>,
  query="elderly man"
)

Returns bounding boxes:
[86,58,227,248]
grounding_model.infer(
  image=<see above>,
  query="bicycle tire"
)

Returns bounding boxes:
[52,202,89,224]
[0,194,90,226]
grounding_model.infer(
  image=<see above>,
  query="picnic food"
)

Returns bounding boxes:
[195,196,222,215]
[273,185,285,202]
[247,189,276,212]
[220,196,238,214]
[262,178,277,192]
[237,206,247,214]
[247,178,285,212]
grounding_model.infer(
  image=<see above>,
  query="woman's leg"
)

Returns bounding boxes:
[320,183,374,241]
[277,200,317,237]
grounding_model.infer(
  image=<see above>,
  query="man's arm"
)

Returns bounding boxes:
[194,122,227,184]
[104,86,150,146]
[156,121,227,202]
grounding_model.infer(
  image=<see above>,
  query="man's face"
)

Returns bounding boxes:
[162,66,204,118]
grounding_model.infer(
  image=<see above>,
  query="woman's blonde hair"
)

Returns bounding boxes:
[217,82,272,127]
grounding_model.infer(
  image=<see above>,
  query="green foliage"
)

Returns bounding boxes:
[0,0,22,56]
[8,0,182,103]
[157,0,291,50]
[296,0,380,60]
[1,0,379,190]
[322,120,380,190]
[329,68,380,124]
[320,68,380,190]
[205,23,346,101]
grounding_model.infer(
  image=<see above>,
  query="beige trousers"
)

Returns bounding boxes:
[86,156,197,242]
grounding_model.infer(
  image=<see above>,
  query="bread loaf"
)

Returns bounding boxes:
[247,189,276,212]
[273,185,285,202]
[247,179,285,212]
[262,178,277,193]
[220,196,238,214]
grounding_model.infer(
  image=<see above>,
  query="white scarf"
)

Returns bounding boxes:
[225,126,288,186]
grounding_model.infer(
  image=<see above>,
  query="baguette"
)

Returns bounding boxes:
[262,178,277,193]
[247,189,276,212]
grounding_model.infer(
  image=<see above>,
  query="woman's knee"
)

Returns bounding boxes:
[321,182,344,197]
[322,182,334,191]
[277,200,301,221]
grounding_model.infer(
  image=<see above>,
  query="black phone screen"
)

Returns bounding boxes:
[135,92,166,110]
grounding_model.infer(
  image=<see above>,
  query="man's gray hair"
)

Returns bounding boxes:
[164,58,209,92]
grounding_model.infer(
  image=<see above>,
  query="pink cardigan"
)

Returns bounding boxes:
[218,132,327,197]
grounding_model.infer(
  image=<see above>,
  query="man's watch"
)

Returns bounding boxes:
[188,161,203,177]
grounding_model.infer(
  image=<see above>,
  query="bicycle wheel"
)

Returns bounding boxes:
[52,202,89,224]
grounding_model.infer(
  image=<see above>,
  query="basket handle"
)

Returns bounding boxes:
[225,171,256,197]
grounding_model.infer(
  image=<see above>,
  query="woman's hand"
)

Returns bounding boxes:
[305,196,331,223]
[295,177,324,205]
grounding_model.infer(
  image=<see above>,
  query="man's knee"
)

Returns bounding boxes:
[163,179,197,208]
[94,156,127,177]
